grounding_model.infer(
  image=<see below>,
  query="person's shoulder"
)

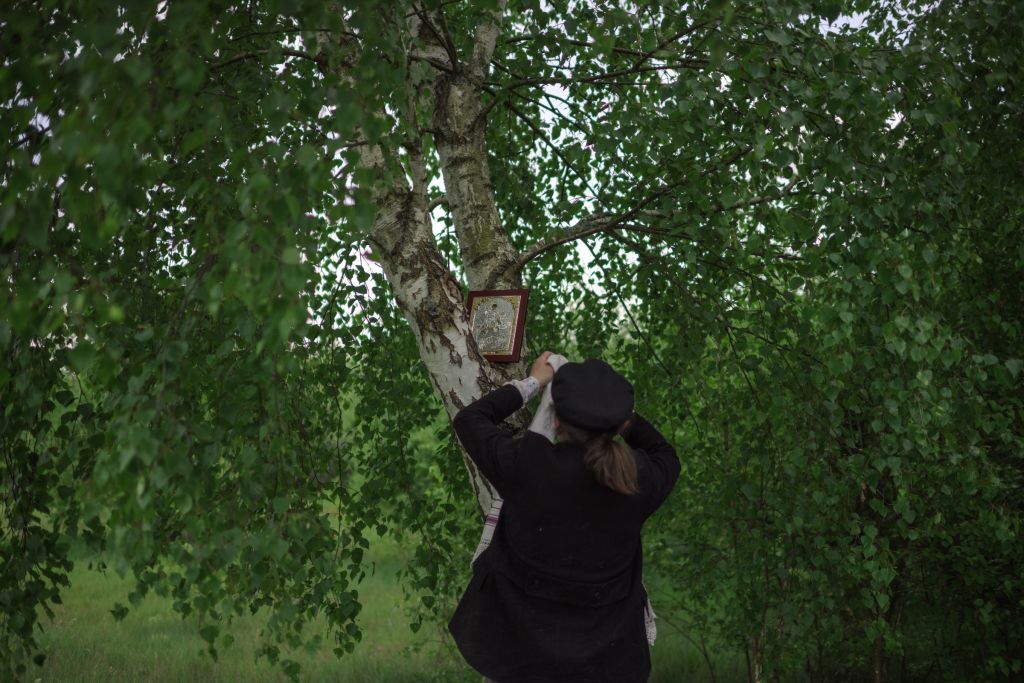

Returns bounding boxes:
[632,447,665,481]
[515,432,579,471]
[520,430,560,452]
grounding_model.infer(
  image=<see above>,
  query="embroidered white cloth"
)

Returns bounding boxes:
[469,354,658,646]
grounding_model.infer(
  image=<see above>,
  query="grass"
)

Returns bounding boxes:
[31,535,742,682]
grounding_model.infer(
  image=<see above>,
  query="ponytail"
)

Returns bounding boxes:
[558,417,639,495]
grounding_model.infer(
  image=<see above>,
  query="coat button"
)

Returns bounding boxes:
[594,590,603,600]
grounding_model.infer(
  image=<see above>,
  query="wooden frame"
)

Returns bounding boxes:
[466,289,530,362]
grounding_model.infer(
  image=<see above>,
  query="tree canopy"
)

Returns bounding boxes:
[2,0,1022,681]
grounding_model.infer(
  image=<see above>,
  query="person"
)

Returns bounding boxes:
[448,351,681,683]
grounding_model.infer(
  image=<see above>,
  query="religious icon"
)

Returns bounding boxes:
[466,289,529,362]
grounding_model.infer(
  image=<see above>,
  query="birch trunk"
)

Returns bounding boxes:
[367,177,506,513]
[432,72,520,292]
[347,2,525,516]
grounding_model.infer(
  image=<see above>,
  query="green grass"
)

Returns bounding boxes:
[31,536,742,682]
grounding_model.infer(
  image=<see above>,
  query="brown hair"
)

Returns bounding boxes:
[557,417,638,495]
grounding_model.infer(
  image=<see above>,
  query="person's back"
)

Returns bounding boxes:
[497,429,674,583]
[449,352,680,683]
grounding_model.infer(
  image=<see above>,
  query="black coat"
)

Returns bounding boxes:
[448,384,680,683]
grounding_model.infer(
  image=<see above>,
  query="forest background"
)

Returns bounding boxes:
[2,1,1022,682]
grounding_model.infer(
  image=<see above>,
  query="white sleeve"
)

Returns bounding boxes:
[527,353,569,442]
[504,376,541,403]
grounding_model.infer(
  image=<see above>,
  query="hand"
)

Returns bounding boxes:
[529,351,556,387]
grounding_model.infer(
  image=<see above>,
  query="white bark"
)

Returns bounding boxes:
[333,1,527,516]
[432,73,520,291]
[432,0,518,292]
[369,187,503,512]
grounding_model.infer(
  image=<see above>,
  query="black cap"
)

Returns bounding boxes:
[551,359,634,432]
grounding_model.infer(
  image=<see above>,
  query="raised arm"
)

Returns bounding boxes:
[452,384,526,496]
[624,414,680,511]
[452,352,558,494]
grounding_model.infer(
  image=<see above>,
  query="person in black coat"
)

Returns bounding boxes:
[448,351,681,683]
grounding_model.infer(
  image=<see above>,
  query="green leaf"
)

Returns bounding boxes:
[281,247,301,265]
[765,28,791,46]
[199,624,219,644]
[67,343,98,373]
[110,603,129,621]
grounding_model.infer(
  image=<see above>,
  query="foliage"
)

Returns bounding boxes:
[2,0,1022,681]
[1,0,385,677]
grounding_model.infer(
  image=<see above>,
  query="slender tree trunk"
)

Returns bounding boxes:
[338,1,525,516]
[432,71,519,292]
[367,163,509,515]
[751,625,765,683]
[873,634,884,683]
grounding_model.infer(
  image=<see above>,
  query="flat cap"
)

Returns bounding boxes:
[551,359,634,432]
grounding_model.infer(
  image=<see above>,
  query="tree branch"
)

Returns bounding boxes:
[515,214,620,267]
[502,32,648,57]
[434,4,459,69]
[724,174,801,211]
[229,27,342,42]
[487,59,707,91]
[501,19,714,64]
[469,0,508,77]
[628,20,716,71]
[209,48,325,72]
[509,144,758,274]
[485,74,593,134]
[408,3,456,72]
[408,51,455,73]
[7,125,50,153]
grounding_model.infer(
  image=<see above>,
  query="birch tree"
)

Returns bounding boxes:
[3,0,1022,680]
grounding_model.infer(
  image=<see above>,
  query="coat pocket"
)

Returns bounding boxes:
[514,569,633,607]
